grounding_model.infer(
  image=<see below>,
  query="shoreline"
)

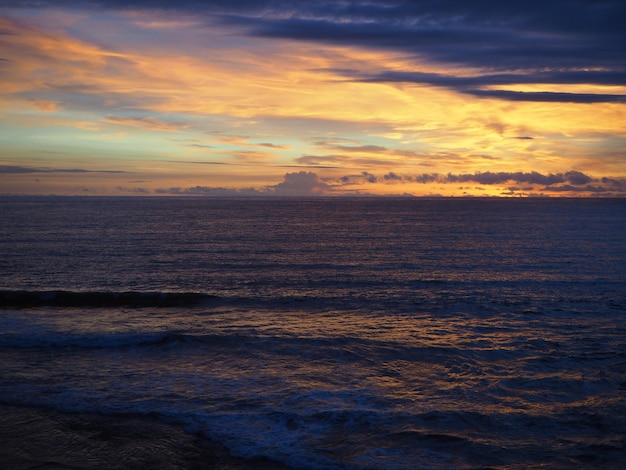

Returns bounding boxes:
[0,402,293,470]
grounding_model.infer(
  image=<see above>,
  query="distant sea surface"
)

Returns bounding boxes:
[1,197,625,469]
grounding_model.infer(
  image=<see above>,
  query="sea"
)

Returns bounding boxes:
[1,196,625,469]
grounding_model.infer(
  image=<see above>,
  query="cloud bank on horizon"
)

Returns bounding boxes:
[1,0,625,196]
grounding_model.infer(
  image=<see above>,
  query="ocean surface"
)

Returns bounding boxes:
[1,196,625,469]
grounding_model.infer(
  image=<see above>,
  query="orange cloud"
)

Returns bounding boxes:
[105,116,189,132]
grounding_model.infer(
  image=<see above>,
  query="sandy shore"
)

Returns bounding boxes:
[0,403,293,469]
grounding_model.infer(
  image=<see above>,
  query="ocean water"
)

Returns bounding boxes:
[1,196,625,469]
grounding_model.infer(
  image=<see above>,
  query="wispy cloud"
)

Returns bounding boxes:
[295,155,395,168]
[105,116,189,132]
[185,143,213,150]
[0,165,125,174]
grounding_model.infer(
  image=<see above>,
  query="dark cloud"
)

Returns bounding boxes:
[154,186,264,196]
[0,165,124,174]
[464,90,626,104]
[342,169,623,191]
[224,1,626,71]
[116,186,150,193]
[349,70,626,103]
[564,171,592,186]
[185,144,213,149]
[0,165,44,174]
[383,172,402,181]
[248,0,626,102]
[412,173,439,184]
[339,172,377,184]
[442,170,593,186]
[245,1,625,103]
[3,1,624,103]
[7,1,624,66]
[258,142,287,149]
[543,184,609,193]
[601,177,626,191]
[362,171,377,184]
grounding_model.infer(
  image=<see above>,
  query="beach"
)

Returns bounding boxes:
[0,403,291,470]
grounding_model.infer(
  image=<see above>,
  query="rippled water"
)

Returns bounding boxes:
[1,197,625,468]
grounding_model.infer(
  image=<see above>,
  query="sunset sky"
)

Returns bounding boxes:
[1,0,625,197]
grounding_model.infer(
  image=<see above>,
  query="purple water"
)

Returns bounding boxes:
[1,197,625,468]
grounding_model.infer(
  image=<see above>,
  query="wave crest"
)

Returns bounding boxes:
[0,290,216,308]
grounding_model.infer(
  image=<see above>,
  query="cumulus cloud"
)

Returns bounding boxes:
[270,171,331,196]
[153,172,332,197]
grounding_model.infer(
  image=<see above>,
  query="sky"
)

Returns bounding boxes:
[1,0,625,197]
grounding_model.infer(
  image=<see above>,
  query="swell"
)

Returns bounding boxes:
[0,327,501,372]
[0,331,189,349]
[0,290,216,308]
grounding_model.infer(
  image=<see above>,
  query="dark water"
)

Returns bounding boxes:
[1,197,625,469]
